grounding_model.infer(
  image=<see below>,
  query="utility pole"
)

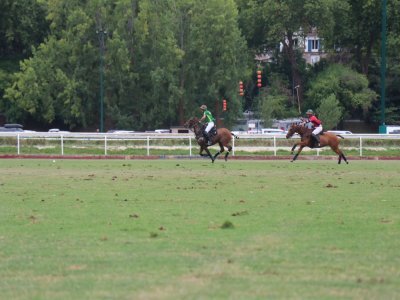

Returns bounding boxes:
[379,0,387,133]
[96,28,107,132]
[295,85,301,114]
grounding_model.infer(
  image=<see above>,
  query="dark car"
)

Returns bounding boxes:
[0,124,24,132]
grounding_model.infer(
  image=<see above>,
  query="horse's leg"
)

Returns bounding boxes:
[291,145,305,162]
[341,152,349,164]
[213,151,221,161]
[199,147,207,157]
[205,149,214,162]
[199,146,213,162]
[212,142,224,161]
[331,145,349,165]
[224,145,232,161]
[204,147,215,163]
[291,143,298,154]
[329,145,342,164]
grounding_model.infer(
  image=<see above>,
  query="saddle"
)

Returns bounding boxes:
[201,124,217,139]
[305,128,324,148]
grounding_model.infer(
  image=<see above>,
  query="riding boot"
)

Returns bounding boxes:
[206,132,212,145]
[312,133,320,147]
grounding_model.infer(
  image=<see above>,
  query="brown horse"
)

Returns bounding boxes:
[286,123,349,164]
[185,117,238,163]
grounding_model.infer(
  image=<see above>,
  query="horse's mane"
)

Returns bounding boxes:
[292,122,312,136]
[186,117,203,139]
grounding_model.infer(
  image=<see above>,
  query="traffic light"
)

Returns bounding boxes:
[222,99,227,111]
[257,70,262,88]
[239,81,244,96]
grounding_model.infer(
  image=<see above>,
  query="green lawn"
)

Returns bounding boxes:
[0,159,399,299]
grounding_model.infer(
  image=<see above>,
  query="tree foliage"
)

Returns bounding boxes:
[316,94,343,130]
[0,0,49,56]
[3,0,248,130]
[306,64,377,121]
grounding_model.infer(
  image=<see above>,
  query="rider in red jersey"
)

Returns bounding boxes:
[306,109,323,146]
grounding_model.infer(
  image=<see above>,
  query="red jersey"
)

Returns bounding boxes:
[308,115,321,127]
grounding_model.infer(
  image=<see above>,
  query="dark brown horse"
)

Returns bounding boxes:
[286,123,349,164]
[185,117,238,163]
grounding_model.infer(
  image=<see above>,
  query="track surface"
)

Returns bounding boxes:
[1,154,400,160]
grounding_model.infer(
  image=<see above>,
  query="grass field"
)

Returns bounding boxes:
[1,159,399,299]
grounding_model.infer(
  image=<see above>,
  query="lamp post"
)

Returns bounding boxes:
[294,85,301,114]
[96,29,107,132]
[379,0,387,133]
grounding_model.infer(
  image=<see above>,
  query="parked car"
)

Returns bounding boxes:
[107,130,135,134]
[0,124,24,132]
[261,128,286,135]
[48,128,70,133]
[155,129,170,133]
[327,130,353,135]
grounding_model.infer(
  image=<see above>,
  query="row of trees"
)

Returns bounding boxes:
[0,0,399,131]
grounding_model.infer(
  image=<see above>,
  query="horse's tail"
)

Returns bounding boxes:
[337,135,344,139]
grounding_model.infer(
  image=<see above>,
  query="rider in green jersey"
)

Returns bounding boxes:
[199,104,215,145]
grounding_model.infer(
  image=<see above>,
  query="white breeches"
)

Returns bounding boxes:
[205,122,214,133]
[312,125,323,135]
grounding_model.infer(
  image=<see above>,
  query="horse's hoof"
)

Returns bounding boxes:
[290,160,294,163]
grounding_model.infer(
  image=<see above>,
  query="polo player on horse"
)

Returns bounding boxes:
[304,109,323,147]
[199,104,216,145]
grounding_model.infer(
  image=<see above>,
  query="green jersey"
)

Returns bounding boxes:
[203,110,215,123]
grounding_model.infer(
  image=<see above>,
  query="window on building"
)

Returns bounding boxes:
[307,39,320,52]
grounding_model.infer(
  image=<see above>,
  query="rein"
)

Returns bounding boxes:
[287,123,311,139]
[295,124,308,136]
[189,121,204,140]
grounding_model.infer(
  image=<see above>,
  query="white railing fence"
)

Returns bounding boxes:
[0,132,400,157]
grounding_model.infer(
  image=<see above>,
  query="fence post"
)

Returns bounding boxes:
[61,135,64,155]
[232,135,235,156]
[147,136,150,156]
[189,136,192,157]
[360,136,363,156]
[273,136,276,156]
[104,135,107,155]
[17,134,20,155]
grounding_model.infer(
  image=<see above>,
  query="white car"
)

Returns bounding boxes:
[327,130,352,135]
[154,129,170,133]
[109,130,135,134]
[261,128,286,135]
[48,128,70,133]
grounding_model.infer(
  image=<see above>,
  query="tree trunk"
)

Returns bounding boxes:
[361,31,376,76]
[178,70,185,126]
[283,33,303,113]
[178,10,187,126]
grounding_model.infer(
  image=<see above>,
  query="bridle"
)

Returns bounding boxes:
[287,123,308,138]
[186,119,203,140]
